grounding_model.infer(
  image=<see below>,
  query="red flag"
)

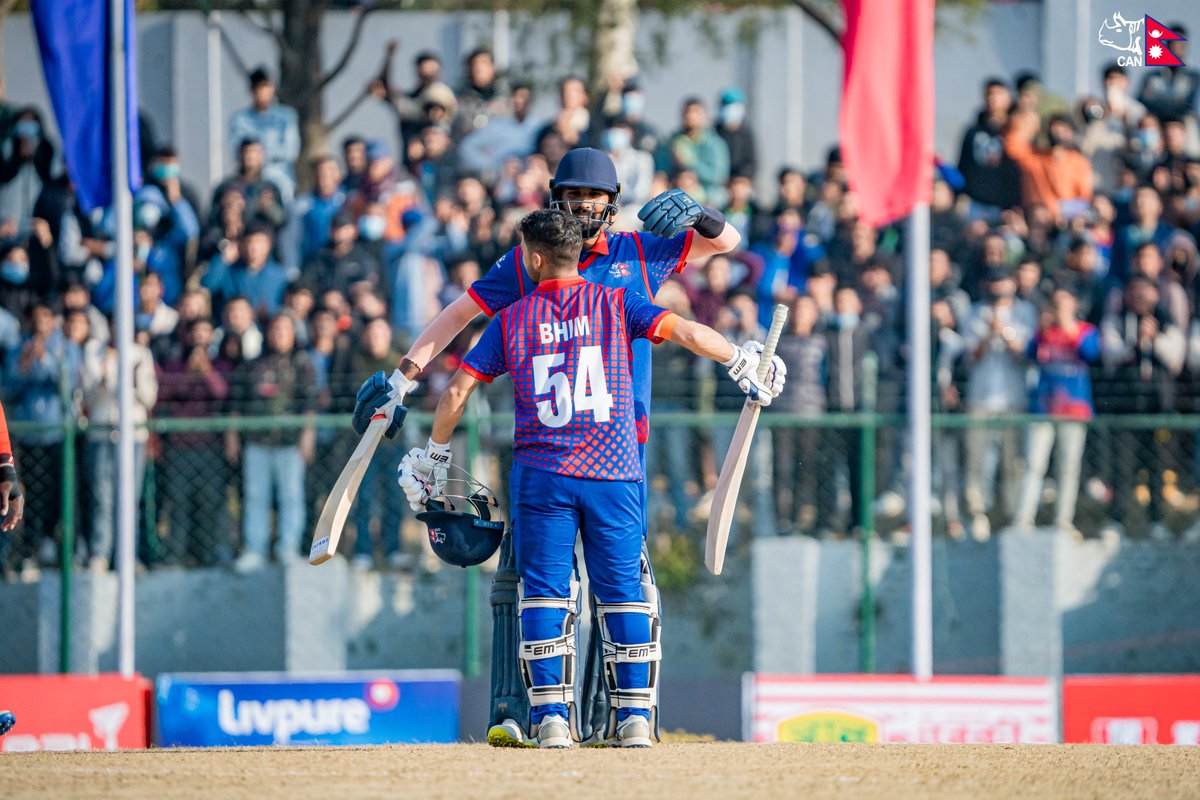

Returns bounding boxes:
[839,0,935,227]
[1145,16,1186,67]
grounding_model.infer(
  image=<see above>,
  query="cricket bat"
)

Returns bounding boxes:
[309,399,399,565]
[704,304,789,575]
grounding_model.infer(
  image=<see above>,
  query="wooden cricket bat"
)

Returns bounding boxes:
[309,400,399,565]
[704,304,789,576]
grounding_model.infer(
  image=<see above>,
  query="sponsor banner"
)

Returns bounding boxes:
[1063,675,1200,744]
[746,674,1057,744]
[156,670,460,747]
[0,674,151,752]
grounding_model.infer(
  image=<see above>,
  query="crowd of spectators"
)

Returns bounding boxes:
[3,34,1200,576]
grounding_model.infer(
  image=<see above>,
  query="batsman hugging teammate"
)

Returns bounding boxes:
[396,210,783,747]
[352,147,745,746]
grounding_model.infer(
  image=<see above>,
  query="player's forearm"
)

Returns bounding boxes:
[688,221,741,260]
[399,293,483,378]
[430,369,480,444]
[668,317,737,364]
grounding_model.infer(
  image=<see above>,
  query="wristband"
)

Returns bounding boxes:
[694,206,726,239]
[0,462,15,485]
[426,438,452,464]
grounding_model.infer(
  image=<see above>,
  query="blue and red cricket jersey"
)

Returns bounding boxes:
[467,229,694,442]
[462,276,676,481]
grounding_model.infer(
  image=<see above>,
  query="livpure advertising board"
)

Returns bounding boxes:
[156,671,459,746]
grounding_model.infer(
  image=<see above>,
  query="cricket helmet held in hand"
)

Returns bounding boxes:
[415,467,504,568]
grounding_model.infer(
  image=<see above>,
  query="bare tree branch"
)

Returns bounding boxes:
[318,6,379,90]
[789,0,843,44]
[326,90,371,133]
[233,3,287,52]
[217,18,253,77]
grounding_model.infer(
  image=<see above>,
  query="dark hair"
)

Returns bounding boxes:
[1103,62,1126,80]
[342,135,365,150]
[466,47,492,63]
[984,77,1008,91]
[682,96,705,111]
[1014,71,1041,92]
[1134,241,1163,258]
[519,210,583,270]
[415,51,440,65]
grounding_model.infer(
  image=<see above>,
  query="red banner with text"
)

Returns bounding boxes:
[1063,675,1200,744]
[0,674,151,752]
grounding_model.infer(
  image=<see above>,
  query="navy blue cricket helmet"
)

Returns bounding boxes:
[549,147,621,237]
[415,469,504,567]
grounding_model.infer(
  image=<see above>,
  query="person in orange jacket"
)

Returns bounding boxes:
[1004,109,1093,226]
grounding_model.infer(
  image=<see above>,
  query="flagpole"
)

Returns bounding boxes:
[907,202,933,681]
[111,0,136,679]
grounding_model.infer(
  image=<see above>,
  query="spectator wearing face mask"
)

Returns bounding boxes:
[715,87,757,181]
[0,108,55,238]
[0,244,34,317]
[603,121,655,230]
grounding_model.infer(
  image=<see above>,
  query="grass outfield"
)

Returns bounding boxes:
[4,743,1198,799]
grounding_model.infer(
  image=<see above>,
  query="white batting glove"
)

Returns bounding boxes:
[397,438,451,512]
[724,341,785,407]
[742,340,787,399]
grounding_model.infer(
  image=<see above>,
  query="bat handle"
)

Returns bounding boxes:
[756,303,789,382]
[371,395,402,422]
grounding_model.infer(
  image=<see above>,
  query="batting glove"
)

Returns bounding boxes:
[742,340,787,399]
[353,369,413,438]
[723,341,786,407]
[638,189,703,238]
[397,438,452,512]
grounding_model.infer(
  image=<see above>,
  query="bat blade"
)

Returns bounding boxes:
[705,405,761,575]
[704,303,789,576]
[309,417,389,565]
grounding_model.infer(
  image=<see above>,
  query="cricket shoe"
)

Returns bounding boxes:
[614,715,652,748]
[535,715,573,749]
[0,710,15,736]
[486,718,534,748]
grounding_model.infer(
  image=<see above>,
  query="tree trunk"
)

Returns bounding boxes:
[277,0,328,195]
[585,0,639,144]
[0,0,17,103]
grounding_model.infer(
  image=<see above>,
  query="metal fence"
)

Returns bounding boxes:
[7,405,1200,673]
[12,409,1200,569]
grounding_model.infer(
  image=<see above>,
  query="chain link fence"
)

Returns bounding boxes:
[7,408,1200,579]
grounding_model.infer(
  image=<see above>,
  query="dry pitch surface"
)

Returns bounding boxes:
[5,743,1198,799]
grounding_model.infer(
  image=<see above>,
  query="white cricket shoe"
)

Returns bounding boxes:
[486,718,534,748]
[614,715,652,748]
[535,714,573,749]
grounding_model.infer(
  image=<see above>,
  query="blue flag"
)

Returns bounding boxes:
[32,0,142,213]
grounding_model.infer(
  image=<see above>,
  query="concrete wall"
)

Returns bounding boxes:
[3,529,1198,684]
[10,3,1188,200]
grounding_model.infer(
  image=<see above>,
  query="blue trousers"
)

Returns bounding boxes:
[510,462,652,724]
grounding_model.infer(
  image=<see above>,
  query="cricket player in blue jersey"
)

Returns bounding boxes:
[397,210,783,747]
[353,147,744,746]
